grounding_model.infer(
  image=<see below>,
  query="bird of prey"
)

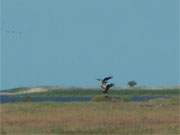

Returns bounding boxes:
[97,76,114,94]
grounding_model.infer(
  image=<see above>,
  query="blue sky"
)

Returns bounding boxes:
[0,0,179,89]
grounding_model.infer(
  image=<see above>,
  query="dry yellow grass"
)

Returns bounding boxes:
[0,101,180,135]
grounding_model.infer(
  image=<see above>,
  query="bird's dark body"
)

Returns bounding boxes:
[102,83,114,93]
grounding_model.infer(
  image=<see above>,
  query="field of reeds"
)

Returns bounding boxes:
[0,95,179,135]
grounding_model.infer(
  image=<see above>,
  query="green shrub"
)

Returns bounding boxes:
[118,96,132,102]
[168,97,179,105]
[148,96,179,105]
[23,96,32,102]
[92,95,132,102]
[91,95,112,102]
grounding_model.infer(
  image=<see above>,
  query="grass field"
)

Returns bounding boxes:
[0,96,180,135]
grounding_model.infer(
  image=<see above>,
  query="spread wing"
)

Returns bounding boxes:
[102,76,113,83]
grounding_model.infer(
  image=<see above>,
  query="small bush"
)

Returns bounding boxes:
[92,95,112,102]
[168,97,179,105]
[92,95,132,102]
[148,96,179,105]
[118,96,132,102]
[23,96,32,102]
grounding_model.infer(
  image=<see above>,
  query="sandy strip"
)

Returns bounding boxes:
[0,88,48,96]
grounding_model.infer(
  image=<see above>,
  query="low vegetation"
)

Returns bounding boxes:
[0,87,179,134]
[1,97,179,135]
[92,95,132,102]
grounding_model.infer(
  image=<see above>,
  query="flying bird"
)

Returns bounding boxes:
[97,76,114,94]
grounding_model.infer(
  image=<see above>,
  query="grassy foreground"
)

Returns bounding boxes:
[0,97,180,135]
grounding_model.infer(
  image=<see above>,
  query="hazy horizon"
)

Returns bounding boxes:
[0,0,179,90]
